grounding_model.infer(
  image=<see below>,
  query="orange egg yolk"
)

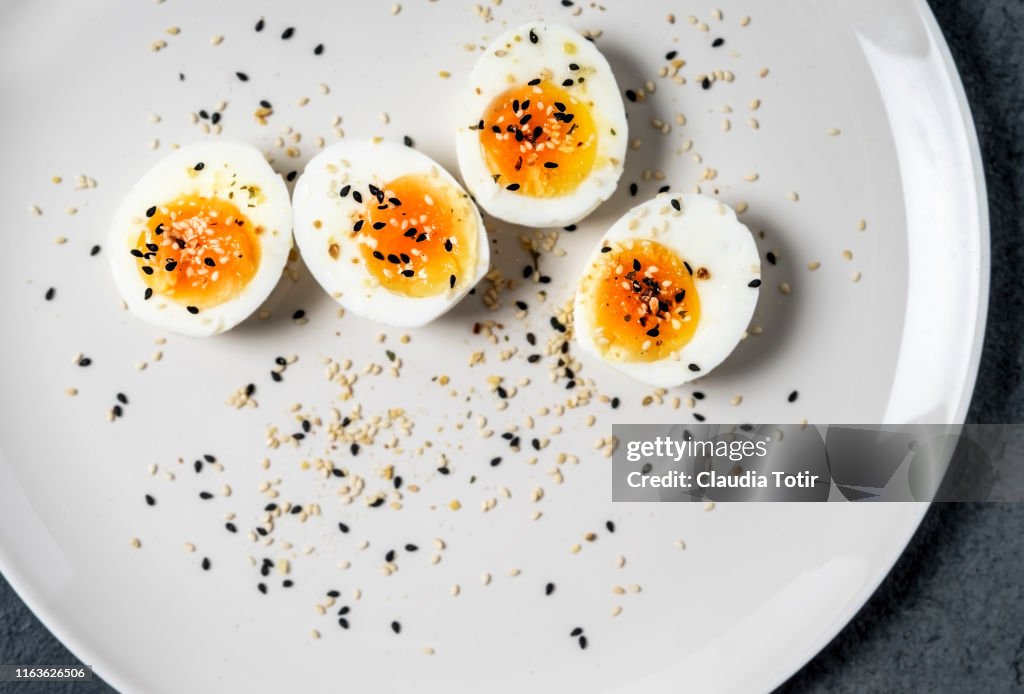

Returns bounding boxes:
[354,174,475,298]
[132,195,261,311]
[478,80,598,197]
[589,239,701,362]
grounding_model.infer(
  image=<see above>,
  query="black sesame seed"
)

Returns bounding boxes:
[373,221,387,230]
[450,274,456,288]
[688,363,700,372]
[226,522,237,533]
[625,89,637,102]
[658,185,670,194]
[259,99,272,108]
[529,78,542,86]
[702,77,712,90]
[633,258,642,272]
[579,635,588,649]
[292,309,305,320]
[258,583,267,594]
[391,621,401,634]
[606,520,615,533]
[236,71,249,81]
[286,170,297,182]
[570,627,583,637]
[90,245,101,256]
[314,43,324,55]
[671,198,681,211]
[187,305,199,314]
[339,184,351,198]
[338,617,349,629]
[712,37,725,47]
[562,78,574,87]
[544,161,559,169]
[131,249,144,258]
[403,135,414,147]
[545,582,555,595]
[255,18,264,32]
[526,332,537,346]
[204,257,216,267]
[564,224,576,231]
[506,183,521,191]
[194,162,205,171]
[282,579,293,588]
[385,549,396,562]
[748,278,762,288]
[281,27,295,39]
[666,50,678,60]
[142,266,154,276]
[271,371,282,382]
[201,557,211,571]
[568,62,579,71]
[693,391,705,400]
[44,287,55,301]
[353,190,363,203]
[116,392,128,405]
[766,251,777,265]
[611,397,620,409]
[550,316,566,333]
[145,206,156,218]
[78,357,92,367]
[529,29,539,44]
[629,182,638,196]
[350,443,360,455]
[788,390,799,403]
[338,522,350,533]
[437,466,450,475]
[145,494,155,506]
[405,543,418,552]
[199,110,209,120]
[694,413,706,422]
[245,383,256,396]
[199,491,213,500]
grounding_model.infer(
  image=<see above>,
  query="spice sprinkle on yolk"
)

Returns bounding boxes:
[133,194,262,310]
[353,174,475,298]
[589,239,701,361]
[479,80,598,198]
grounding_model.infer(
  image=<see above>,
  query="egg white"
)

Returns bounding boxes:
[574,194,761,387]
[292,140,490,328]
[455,22,628,228]
[108,141,293,337]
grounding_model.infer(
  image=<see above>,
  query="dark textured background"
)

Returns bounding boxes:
[2,1,1022,692]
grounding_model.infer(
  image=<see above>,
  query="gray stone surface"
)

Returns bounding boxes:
[2,0,1022,692]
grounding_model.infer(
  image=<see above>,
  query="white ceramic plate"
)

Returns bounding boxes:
[0,1,986,692]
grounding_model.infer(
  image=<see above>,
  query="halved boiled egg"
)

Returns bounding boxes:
[574,194,761,386]
[292,140,489,327]
[108,141,293,337]
[455,22,628,228]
